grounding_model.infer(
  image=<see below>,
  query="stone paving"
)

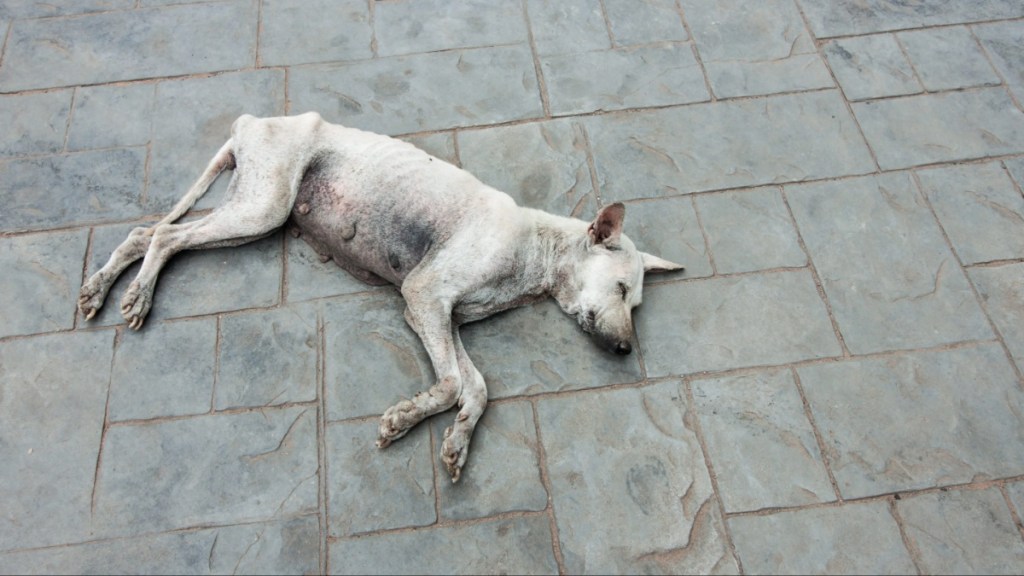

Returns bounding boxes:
[2,0,1024,574]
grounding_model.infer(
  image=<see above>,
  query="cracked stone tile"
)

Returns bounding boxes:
[898,488,1024,575]
[797,344,1024,499]
[537,381,739,574]
[328,515,558,575]
[0,1,258,91]
[430,401,547,520]
[216,305,318,410]
[375,0,527,57]
[0,331,114,551]
[285,233,382,303]
[823,34,921,101]
[109,317,216,421]
[526,0,610,56]
[681,0,833,98]
[325,420,435,536]
[540,43,709,115]
[0,515,319,575]
[259,0,372,66]
[974,21,1024,105]
[694,187,805,274]
[0,90,72,158]
[728,501,916,574]
[457,118,595,217]
[969,263,1024,371]
[691,369,834,512]
[622,197,712,278]
[636,271,840,376]
[852,87,1024,170]
[0,148,146,233]
[93,406,318,536]
[603,0,688,46]
[585,91,874,200]
[798,0,1024,37]
[459,298,644,398]
[66,83,155,152]
[917,162,1024,264]
[786,172,992,353]
[288,45,543,135]
[0,229,88,338]
[897,26,1001,92]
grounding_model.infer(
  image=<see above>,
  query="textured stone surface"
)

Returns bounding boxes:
[728,501,916,574]
[0,331,113,551]
[375,0,526,56]
[898,488,1024,575]
[0,90,71,158]
[694,188,806,274]
[0,229,87,338]
[622,197,712,278]
[823,34,920,101]
[636,271,841,376]
[691,369,834,512]
[603,0,688,46]
[974,20,1024,104]
[969,263,1024,370]
[786,173,993,353]
[259,0,372,66]
[328,515,559,575]
[798,0,1024,37]
[797,345,1024,499]
[537,382,738,574]
[66,83,155,151]
[898,27,1001,91]
[586,91,875,199]
[526,0,610,56]
[917,162,1024,264]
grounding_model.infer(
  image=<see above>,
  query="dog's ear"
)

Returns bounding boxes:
[640,252,685,274]
[588,203,625,247]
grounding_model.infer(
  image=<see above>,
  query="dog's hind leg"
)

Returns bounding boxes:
[440,326,487,482]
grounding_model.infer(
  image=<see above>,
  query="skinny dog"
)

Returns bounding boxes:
[79,113,684,481]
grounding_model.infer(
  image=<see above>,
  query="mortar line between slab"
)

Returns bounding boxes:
[428,418,442,523]
[331,508,551,541]
[529,398,568,575]
[90,326,121,517]
[578,122,604,208]
[969,23,1024,114]
[596,0,616,49]
[799,14,1024,42]
[688,194,718,276]
[1004,160,1024,197]
[209,315,221,412]
[964,256,1024,269]
[75,226,96,331]
[675,1,716,102]
[316,309,329,575]
[887,497,926,575]
[368,0,378,58]
[681,379,745,574]
[254,0,264,68]
[890,33,928,94]
[998,483,1024,544]
[789,367,843,502]
[62,87,77,153]
[520,0,551,118]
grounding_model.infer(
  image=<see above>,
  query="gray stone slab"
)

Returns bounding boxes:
[823,34,921,101]
[110,317,216,421]
[457,118,596,217]
[541,42,709,115]
[148,70,286,212]
[585,91,875,200]
[786,172,993,353]
[400,132,459,166]
[0,515,320,575]
[691,369,834,513]
[798,0,1024,38]
[328,515,558,575]
[852,87,1024,170]
[969,263,1024,371]
[1007,157,1024,190]
[430,401,547,520]
[728,501,916,574]
[797,344,1024,499]
[0,331,113,551]
[681,0,833,98]
[323,291,433,421]
[603,0,688,46]
[288,45,543,135]
[0,148,146,233]
[325,420,434,536]
[285,233,381,303]
[0,1,258,91]
[216,305,318,410]
[917,162,1024,264]
[259,0,372,66]
[0,90,71,158]
[375,0,527,57]
[974,21,1024,105]
[459,299,644,398]
[93,407,318,535]
[622,197,712,278]
[636,271,840,376]
[0,229,87,338]
[694,188,806,274]
[66,82,155,151]
[898,488,1024,575]
[898,26,1002,92]
[536,382,738,574]
[526,0,610,56]
[0,0,134,19]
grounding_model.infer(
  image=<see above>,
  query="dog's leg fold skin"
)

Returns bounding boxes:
[441,326,487,482]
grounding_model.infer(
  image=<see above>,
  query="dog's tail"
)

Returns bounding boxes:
[157,138,235,226]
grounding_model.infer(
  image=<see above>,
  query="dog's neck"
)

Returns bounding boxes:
[521,208,591,310]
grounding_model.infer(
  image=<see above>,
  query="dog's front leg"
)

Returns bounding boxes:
[440,325,487,482]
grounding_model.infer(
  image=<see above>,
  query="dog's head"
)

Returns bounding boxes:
[554,203,683,355]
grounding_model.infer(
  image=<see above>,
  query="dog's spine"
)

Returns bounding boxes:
[157,139,235,226]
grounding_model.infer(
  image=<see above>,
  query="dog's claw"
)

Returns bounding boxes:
[442,425,470,483]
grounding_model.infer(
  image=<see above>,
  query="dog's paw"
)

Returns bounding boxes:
[78,277,108,321]
[441,425,471,483]
[375,400,419,448]
[120,281,152,330]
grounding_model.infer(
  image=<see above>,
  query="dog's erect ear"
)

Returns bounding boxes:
[588,203,625,247]
[640,251,685,274]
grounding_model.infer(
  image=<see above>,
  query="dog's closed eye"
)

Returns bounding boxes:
[617,282,628,300]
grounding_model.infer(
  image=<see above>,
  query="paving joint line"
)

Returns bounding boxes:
[790,367,843,502]
[887,496,926,575]
[520,0,551,118]
[528,398,567,575]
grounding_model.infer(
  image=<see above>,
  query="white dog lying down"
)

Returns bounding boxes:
[79,112,684,482]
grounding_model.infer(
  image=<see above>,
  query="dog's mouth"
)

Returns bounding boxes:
[577,310,632,355]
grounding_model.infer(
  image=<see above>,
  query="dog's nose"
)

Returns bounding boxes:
[615,341,632,355]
